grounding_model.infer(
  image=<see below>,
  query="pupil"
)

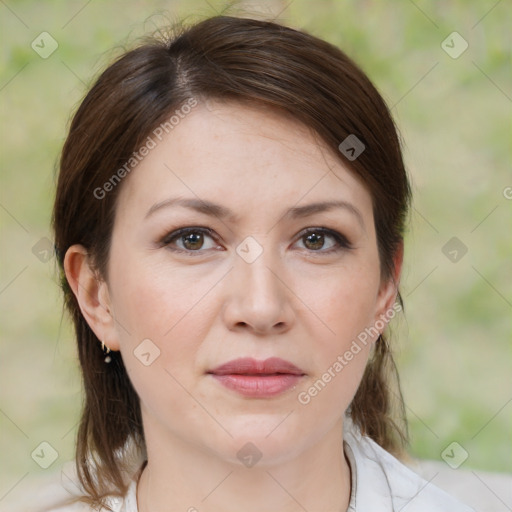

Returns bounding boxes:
[183,232,203,250]
[305,232,324,250]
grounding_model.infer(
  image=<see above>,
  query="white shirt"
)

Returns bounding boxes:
[53,426,475,511]
[342,426,475,511]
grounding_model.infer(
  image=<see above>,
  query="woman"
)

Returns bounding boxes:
[51,14,474,512]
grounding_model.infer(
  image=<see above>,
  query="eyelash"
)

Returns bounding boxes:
[159,226,353,256]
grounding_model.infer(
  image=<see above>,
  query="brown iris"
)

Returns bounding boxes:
[303,231,325,250]
[182,232,204,250]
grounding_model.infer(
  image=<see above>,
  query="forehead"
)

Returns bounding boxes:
[115,100,373,222]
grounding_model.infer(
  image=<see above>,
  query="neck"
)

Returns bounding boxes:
[136,417,351,512]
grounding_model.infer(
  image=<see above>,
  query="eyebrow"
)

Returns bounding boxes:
[145,197,237,221]
[145,197,365,228]
[285,200,364,228]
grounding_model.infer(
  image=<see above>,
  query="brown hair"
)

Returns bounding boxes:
[53,14,410,508]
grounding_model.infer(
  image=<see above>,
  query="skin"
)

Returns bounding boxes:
[65,100,402,512]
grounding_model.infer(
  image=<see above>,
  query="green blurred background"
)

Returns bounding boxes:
[1,0,510,502]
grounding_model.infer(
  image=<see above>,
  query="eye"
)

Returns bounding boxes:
[161,227,221,254]
[295,228,352,253]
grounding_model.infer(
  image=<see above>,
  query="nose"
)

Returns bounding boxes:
[221,248,295,336]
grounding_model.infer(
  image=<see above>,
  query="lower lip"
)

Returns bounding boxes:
[210,374,303,397]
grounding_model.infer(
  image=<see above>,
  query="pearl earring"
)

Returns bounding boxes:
[101,341,112,364]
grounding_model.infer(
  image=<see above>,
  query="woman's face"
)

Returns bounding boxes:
[101,100,398,466]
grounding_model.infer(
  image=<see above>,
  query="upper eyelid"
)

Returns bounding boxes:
[296,228,352,250]
[162,226,351,250]
[162,226,214,240]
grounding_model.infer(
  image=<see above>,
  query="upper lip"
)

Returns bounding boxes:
[208,357,305,376]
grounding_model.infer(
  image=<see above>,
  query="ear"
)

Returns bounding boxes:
[373,241,404,332]
[63,245,120,351]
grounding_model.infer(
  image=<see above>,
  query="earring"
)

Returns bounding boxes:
[101,341,112,364]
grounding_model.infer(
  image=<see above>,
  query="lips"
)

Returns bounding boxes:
[208,357,305,397]
[209,357,305,376]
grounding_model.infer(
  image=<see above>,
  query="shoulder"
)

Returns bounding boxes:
[344,426,475,512]
[28,461,139,512]
[44,503,93,512]
[40,493,128,512]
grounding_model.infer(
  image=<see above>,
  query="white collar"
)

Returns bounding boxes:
[342,423,474,511]
[110,422,473,512]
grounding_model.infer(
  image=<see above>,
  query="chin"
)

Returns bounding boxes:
[210,415,308,468]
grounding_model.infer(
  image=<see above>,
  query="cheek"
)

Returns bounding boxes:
[295,294,374,426]
[110,257,219,343]
[113,266,216,416]
[298,261,380,350]
[109,258,225,400]
[292,261,379,406]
